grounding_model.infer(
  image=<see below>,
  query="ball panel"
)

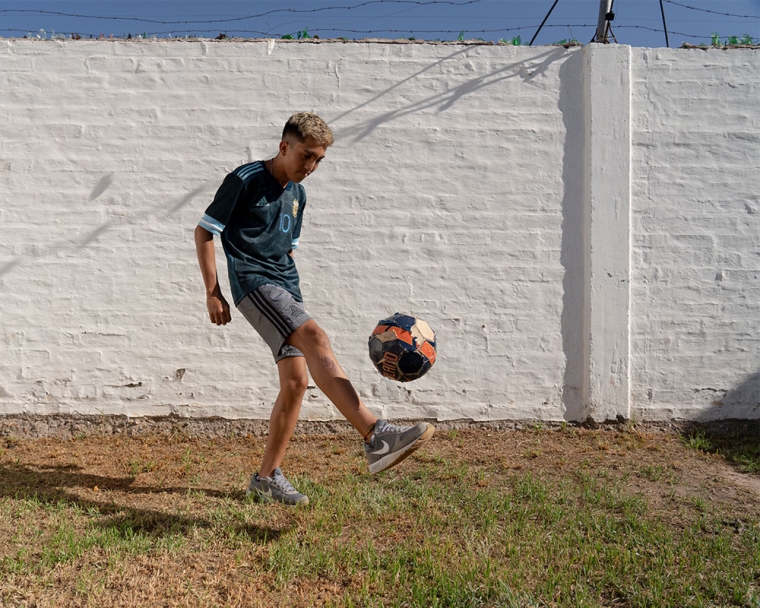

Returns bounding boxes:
[378,350,401,380]
[389,326,415,346]
[378,313,416,332]
[375,330,400,344]
[398,351,424,375]
[411,319,436,344]
[419,341,437,365]
[368,313,437,382]
[368,336,385,363]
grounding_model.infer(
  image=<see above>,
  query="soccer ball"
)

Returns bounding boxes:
[368,313,437,382]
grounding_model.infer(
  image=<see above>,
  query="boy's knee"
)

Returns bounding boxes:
[282,367,309,397]
[293,320,331,351]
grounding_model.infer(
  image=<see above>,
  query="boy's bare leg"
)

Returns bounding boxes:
[287,320,377,438]
[258,356,308,477]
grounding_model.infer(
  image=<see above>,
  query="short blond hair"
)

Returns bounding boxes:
[282,112,334,148]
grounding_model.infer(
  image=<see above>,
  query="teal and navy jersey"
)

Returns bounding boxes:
[199,161,307,304]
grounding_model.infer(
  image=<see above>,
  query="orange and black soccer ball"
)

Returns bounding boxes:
[368,313,437,382]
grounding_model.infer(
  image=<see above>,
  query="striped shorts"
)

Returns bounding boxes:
[237,284,312,362]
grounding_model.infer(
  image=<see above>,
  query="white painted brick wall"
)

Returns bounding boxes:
[631,47,760,422]
[0,40,758,423]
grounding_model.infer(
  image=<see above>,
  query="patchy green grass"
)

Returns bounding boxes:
[0,428,759,607]
[683,422,760,474]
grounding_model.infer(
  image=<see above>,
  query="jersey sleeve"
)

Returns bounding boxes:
[291,188,307,250]
[199,172,246,236]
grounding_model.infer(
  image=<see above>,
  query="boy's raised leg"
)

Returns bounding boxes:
[287,319,434,472]
[287,319,377,437]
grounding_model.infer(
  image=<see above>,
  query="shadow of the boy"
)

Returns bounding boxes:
[0,461,285,544]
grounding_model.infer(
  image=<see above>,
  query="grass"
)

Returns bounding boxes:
[683,421,760,474]
[0,428,759,607]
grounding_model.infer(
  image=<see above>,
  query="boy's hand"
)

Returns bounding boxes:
[206,291,231,325]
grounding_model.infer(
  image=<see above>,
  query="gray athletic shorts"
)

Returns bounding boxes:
[237,284,312,362]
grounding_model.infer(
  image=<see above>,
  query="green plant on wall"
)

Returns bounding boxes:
[552,38,580,46]
[280,28,310,40]
[709,32,756,47]
[499,35,522,45]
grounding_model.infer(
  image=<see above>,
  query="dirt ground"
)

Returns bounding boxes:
[2,422,759,529]
[1,420,759,607]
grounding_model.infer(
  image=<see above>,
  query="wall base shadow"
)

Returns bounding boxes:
[680,417,760,476]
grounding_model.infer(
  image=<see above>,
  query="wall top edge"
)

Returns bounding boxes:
[0,36,586,48]
[4,38,758,51]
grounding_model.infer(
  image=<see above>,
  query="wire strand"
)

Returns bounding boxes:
[2,25,754,44]
[2,24,595,38]
[0,0,484,25]
[663,0,759,20]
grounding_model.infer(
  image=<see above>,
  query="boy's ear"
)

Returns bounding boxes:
[279,140,290,156]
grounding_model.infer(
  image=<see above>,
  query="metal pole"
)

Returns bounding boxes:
[595,0,613,42]
[530,0,561,46]
[659,0,670,47]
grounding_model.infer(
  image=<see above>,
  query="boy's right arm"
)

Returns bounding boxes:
[194,225,232,326]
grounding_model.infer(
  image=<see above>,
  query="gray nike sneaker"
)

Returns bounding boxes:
[247,468,309,506]
[364,419,435,474]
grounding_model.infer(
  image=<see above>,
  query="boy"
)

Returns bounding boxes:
[194,112,434,506]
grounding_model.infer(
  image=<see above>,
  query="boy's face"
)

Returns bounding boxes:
[280,136,327,183]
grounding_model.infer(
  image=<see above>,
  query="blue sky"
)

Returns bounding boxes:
[1,0,758,47]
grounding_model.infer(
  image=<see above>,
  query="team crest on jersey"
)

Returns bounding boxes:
[292,200,299,218]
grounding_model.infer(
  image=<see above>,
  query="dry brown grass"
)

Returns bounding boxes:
[1,427,759,607]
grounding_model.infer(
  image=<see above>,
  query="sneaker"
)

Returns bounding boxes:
[364,419,435,474]
[246,468,309,506]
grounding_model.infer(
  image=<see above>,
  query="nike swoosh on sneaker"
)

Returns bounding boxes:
[371,440,390,455]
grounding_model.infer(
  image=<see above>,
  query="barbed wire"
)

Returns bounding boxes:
[3,0,757,45]
[0,0,483,25]
[663,0,760,20]
[4,24,753,44]
[4,25,567,37]
[7,0,758,25]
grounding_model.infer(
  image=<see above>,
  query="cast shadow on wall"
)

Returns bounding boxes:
[0,176,208,279]
[701,369,760,422]
[683,369,760,476]
[328,44,585,421]
[331,46,572,143]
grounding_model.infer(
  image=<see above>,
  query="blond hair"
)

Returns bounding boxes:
[282,112,334,148]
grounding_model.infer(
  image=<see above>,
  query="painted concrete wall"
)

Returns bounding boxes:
[0,39,758,423]
[631,48,760,422]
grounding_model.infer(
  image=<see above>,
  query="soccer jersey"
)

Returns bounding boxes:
[199,161,307,304]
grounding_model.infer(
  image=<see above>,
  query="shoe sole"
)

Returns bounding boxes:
[369,423,435,474]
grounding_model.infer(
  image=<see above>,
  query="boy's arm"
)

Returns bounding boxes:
[194,225,231,326]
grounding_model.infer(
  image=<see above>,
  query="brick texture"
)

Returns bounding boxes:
[631,48,760,421]
[0,40,758,423]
